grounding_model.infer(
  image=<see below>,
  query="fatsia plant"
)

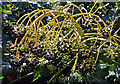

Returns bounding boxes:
[5,1,120,83]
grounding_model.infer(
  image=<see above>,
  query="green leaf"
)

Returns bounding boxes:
[99,60,104,64]
[48,15,53,17]
[7,4,11,8]
[107,64,116,72]
[13,19,17,21]
[0,76,4,79]
[115,2,119,7]
[2,9,12,14]
[52,2,56,5]
[99,60,108,64]
[0,7,2,10]
[32,74,41,82]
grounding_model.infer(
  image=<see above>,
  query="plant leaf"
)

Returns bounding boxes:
[0,76,4,79]
[99,60,108,64]
[32,74,41,82]
[107,64,116,72]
